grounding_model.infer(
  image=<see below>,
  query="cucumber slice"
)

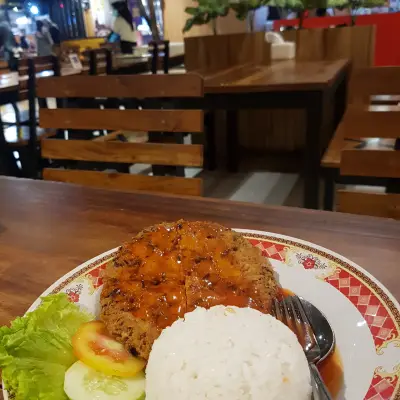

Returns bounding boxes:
[64,361,145,400]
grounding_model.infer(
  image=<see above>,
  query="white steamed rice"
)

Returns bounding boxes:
[146,305,311,400]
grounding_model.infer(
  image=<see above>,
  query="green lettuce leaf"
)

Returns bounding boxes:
[0,293,93,400]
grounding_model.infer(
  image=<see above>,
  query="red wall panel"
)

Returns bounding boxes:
[273,13,400,66]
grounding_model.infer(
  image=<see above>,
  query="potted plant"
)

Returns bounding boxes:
[229,0,270,32]
[183,0,231,35]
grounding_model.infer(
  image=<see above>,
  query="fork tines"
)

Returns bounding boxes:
[273,295,321,363]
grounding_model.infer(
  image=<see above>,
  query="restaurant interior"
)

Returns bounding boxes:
[0,0,399,399]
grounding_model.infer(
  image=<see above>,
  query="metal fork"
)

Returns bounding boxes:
[273,295,332,400]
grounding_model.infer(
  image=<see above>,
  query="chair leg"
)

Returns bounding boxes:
[386,138,400,194]
[226,110,239,172]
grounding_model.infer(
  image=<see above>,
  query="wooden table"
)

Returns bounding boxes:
[0,177,398,328]
[0,58,350,209]
[197,60,350,209]
[112,46,185,74]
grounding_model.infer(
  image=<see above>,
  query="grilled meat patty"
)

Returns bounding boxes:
[100,220,278,360]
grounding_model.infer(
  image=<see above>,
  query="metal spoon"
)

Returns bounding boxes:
[300,297,335,363]
[300,297,336,400]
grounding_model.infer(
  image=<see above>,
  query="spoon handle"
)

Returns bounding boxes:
[310,363,333,400]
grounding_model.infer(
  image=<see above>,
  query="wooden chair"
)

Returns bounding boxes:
[2,55,60,129]
[322,66,400,217]
[336,138,399,219]
[38,74,204,196]
[0,57,59,178]
[82,48,112,76]
[149,40,170,74]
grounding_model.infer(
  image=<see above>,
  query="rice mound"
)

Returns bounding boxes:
[145,305,311,400]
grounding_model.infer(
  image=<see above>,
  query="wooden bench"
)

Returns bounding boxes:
[38,74,204,196]
[322,67,400,217]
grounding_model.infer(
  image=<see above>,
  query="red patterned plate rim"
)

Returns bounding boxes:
[3,229,400,400]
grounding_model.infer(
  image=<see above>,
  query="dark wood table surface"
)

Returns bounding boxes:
[0,176,398,329]
[200,59,349,93]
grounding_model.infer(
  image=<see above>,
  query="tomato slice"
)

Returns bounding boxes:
[72,321,145,377]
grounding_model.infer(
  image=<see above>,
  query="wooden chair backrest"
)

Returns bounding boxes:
[82,48,112,75]
[341,67,400,140]
[38,74,204,196]
[349,66,400,104]
[337,66,400,219]
[184,32,270,72]
[19,55,56,76]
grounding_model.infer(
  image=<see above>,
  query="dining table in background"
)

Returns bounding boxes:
[0,177,398,351]
[1,54,345,210]
[196,59,350,210]
[112,46,185,74]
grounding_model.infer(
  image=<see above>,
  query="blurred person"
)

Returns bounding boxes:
[35,20,53,56]
[19,29,29,50]
[45,18,61,45]
[0,10,18,70]
[109,0,137,54]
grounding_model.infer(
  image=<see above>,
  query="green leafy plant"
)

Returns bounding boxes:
[183,0,231,35]
[347,0,385,25]
[268,0,383,28]
[229,0,270,31]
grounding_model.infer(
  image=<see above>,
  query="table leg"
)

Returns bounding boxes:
[323,168,335,211]
[333,72,348,132]
[304,93,324,209]
[386,138,400,194]
[205,111,216,171]
[226,110,239,173]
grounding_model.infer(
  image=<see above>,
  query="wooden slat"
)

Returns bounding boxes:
[37,74,204,98]
[350,66,400,99]
[321,122,395,169]
[337,190,400,219]
[93,131,148,143]
[40,109,204,133]
[349,25,375,69]
[341,149,400,178]
[43,168,202,196]
[341,107,400,139]
[296,29,325,62]
[41,140,203,167]
[371,95,400,105]
[19,56,53,69]
[321,121,358,168]
[325,26,352,62]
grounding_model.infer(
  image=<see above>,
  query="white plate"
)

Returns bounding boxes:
[3,230,400,400]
